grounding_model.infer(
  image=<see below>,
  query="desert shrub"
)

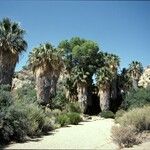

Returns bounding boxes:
[4,102,29,142]
[56,112,82,127]
[0,85,13,110]
[115,109,126,121]
[111,125,140,148]
[13,83,37,103]
[0,86,52,144]
[46,109,62,117]
[51,91,68,110]
[66,102,81,113]
[116,106,150,131]
[100,111,115,119]
[56,114,70,127]
[67,112,82,125]
[124,87,150,110]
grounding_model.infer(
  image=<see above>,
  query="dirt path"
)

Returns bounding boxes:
[5,117,118,149]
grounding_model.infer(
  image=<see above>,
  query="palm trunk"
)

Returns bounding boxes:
[98,87,110,111]
[35,67,52,106]
[111,78,117,100]
[0,51,17,87]
[132,78,138,90]
[50,71,59,98]
[77,82,88,113]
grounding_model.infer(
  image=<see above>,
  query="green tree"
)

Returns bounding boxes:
[0,18,27,87]
[59,37,100,113]
[28,43,63,106]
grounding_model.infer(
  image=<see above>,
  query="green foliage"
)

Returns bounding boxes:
[14,83,37,103]
[67,112,82,125]
[111,125,140,148]
[0,85,52,144]
[100,111,115,119]
[51,91,68,110]
[0,85,13,109]
[0,17,27,54]
[124,87,150,110]
[58,37,101,97]
[28,42,63,73]
[66,102,81,113]
[56,114,70,127]
[116,106,150,131]
[56,112,82,127]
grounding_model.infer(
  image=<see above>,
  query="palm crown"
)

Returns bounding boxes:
[0,18,27,56]
[128,61,143,80]
[28,43,63,73]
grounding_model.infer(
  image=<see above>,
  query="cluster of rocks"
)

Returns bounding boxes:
[12,68,35,90]
[138,66,150,88]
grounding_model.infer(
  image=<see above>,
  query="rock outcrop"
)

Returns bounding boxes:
[138,66,150,88]
[12,68,35,90]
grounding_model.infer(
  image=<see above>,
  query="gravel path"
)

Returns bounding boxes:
[5,117,118,149]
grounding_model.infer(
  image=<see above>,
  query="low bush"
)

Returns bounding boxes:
[115,109,126,121]
[66,102,81,113]
[124,87,150,110]
[0,85,53,144]
[100,111,115,119]
[51,92,68,110]
[56,114,70,127]
[111,125,140,148]
[67,112,82,125]
[13,83,37,103]
[116,106,150,131]
[56,112,82,127]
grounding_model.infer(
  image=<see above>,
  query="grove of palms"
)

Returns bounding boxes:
[0,18,144,113]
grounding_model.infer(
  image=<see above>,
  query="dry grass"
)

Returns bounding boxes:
[116,106,150,131]
[111,125,141,148]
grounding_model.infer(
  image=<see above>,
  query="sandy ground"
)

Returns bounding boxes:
[5,117,118,149]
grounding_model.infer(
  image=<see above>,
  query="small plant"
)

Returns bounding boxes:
[124,87,150,110]
[67,112,82,125]
[51,92,68,110]
[100,111,115,119]
[56,114,70,127]
[111,125,140,148]
[115,109,126,122]
[66,102,81,113]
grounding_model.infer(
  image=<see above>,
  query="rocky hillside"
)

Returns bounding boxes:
[138,65,150,88]
[12,68,35,90]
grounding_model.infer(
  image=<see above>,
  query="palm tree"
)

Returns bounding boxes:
[128,61,143,90]
[105,53,120,99]
[0,18,27,87]
[96,66,113,111]
[50,50,64,98]
[118,68,132,93]
[73,67,90,113]
[28,43,63,106]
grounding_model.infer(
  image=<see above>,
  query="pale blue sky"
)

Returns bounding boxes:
[0,1,150,71]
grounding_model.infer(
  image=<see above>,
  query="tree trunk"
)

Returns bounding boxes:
[132,78,138,90]
[0,51,17,87]
[50,71,59,98]
[35,67,52,106]
[77,82,88,113]
[111,78,117,100]
[98,87,110,111]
